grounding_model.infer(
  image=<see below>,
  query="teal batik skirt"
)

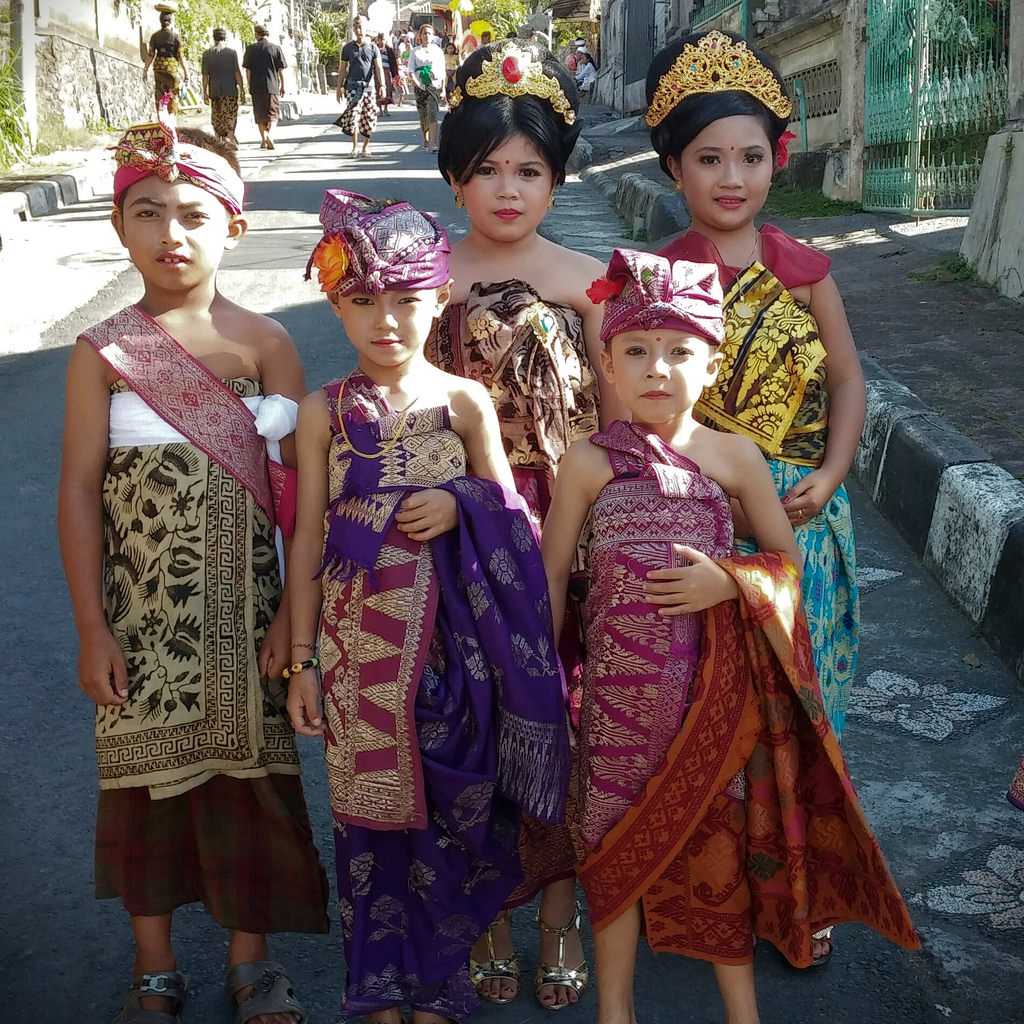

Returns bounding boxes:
[737,459,860,739]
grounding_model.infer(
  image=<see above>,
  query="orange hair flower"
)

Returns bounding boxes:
[311,234,350,293]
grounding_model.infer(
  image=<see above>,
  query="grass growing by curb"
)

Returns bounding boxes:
[0,47,30,171]
[762,185,862,219]
[910,254,978,284]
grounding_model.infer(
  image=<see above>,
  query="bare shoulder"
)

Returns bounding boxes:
[444,373,491,419]
[561,437,612,487]
[297,388,331,434]
[694,428,762,493]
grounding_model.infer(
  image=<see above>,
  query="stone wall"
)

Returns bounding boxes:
[35,32,149,135]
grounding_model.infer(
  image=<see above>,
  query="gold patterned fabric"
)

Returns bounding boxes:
[96,378,298,799]
[429,280,599,478]
[695,262,828,467]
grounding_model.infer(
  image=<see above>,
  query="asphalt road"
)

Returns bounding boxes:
[2,103,1022,1024]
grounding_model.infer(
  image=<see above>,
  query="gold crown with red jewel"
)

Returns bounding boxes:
[449,44,577,125]
[646,31,792,129]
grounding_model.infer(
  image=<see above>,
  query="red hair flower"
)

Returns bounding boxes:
[586,276,625,305]
[775,130,797,169]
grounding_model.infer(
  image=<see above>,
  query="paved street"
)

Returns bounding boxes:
[2,101,1022,1024]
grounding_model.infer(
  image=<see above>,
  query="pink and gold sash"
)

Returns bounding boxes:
[80,305,274,521]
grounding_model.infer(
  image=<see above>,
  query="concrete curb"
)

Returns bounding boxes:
[856,355,1024,680]
[577,158,688,242]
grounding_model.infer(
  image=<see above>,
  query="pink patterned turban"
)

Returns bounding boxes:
[589,248,724,347]
[112,113,244,215]
[305,190,451,297]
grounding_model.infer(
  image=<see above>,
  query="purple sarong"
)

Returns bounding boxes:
[318,373,569,1019]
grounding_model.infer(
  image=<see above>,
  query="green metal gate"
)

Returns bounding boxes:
[864,0,1011,215]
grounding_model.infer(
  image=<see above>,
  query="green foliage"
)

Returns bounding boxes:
[470,0,533,37]
[761,185,862,219]
[174,0,254,69]
[312,11,348,66]
[553,18,593,51]
[910,253,979,284]
[0,46,29,171]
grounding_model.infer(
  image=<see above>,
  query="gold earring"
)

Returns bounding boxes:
[455,189,464,208]
[548,191,556,208]
[675,179,684,194]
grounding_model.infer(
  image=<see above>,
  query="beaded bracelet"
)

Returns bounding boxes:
[282,657,320,680]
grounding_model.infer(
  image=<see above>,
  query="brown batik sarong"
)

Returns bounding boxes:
[96,773,329,933]
[211,95,239,141]
[252,91,280,128]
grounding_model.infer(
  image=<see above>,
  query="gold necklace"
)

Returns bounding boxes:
[336,389,420,460]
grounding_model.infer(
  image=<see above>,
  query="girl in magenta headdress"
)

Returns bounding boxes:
[288,191,570,1024]
[430,40,621,1011]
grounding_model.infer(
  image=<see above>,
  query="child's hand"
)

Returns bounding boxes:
[396,489,457,541]
[644,545,739,615]
[259,608,291,680]
[782,469,837,526]
[78,625,129,706]
[286,670,324,737]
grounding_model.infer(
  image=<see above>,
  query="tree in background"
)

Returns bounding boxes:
[553,18,593,53]
[469,0,533,38]
[173,0,254,69]
[311,10,348,72]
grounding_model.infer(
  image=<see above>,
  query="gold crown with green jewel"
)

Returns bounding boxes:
[646,31,792,128]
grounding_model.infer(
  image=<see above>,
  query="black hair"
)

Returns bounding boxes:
[212,26,227,42]
[438,45,582,186]
[646,31,789,179]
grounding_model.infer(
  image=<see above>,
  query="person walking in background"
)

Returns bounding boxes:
[375,32,400,116]
[444,41,460,102]
[335,16,386,159]
[408,24,444,151]
[143,9,187,114]
[202,27,245,148]
[243,24,287,150]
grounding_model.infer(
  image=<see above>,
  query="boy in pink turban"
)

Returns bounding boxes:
[542,248,920,1024]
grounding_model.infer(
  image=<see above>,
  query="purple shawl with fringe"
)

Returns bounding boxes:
[318,373,569,831]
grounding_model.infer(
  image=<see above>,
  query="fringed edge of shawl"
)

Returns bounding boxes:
[498,710,569,824]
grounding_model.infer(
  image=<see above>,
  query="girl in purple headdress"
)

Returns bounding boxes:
[287,190,570,1024]
[431,40,621,1013]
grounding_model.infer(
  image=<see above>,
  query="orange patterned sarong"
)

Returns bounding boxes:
[579,554,920,967]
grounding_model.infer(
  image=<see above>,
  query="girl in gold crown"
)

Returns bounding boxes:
[430,41,623,1013]
[644,27,866,981]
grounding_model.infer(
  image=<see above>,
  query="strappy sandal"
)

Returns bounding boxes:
[534,902,589,1011]
[469,912,520,1005]
[226,960,306,1023]
[115,970,188,1023]
[809,927,835,968]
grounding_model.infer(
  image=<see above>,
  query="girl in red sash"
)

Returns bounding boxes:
[543,249,919,1024]
[58,118,327,1024]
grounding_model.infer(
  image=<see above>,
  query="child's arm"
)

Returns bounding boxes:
[57,342,127,706]
[286,393,331,738]
[257,324,308,676]
[541,441,608,637]
[783,274,865,524]
[730,438,803,568]
[397,379,514,542]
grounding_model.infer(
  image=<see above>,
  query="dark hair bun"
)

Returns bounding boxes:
[438,44,582,186]
[646,31,789,178]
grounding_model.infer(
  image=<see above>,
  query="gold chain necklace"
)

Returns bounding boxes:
[336,388,420,460]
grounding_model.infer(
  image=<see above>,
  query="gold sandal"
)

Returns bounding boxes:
[469,912,520,1005]
[535,901,589,1011]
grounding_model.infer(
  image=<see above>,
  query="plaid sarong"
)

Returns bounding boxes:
[95,773,329,934]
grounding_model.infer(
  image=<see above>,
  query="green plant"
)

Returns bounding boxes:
[174,0,254,70]
[312,12,347,66]
[553,18,593,51]
[470,0,534,36]
[761,185,862,218]
[910,253,978,284]
[0,46,29,171]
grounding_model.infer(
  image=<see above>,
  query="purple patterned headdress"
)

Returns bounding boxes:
[589,248,724,346]
[305,190,451,297]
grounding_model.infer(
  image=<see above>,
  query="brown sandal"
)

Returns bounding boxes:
[116,971,188,1024]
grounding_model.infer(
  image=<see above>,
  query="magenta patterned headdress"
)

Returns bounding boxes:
[305,190,451,297]
[589,249,724,346]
